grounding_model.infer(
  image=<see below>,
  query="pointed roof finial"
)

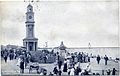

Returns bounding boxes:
[29,0,30,4]
[28,0,33,5]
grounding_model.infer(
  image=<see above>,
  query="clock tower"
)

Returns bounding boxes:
[23,4,38,51]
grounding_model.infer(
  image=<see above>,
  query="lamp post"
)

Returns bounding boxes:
[88,42,91,49]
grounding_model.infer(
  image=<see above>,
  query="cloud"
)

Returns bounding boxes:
[0,1,119,47]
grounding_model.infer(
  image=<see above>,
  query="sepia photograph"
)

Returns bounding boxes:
[0,0,119,75]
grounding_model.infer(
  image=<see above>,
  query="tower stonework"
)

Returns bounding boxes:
[23,4,38,51]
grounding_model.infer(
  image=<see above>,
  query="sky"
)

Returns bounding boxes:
[0,0,119,47]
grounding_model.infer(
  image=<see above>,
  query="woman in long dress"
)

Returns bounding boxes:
[16,57,21,66]
[63,59,67,72]
[70,67,75,75]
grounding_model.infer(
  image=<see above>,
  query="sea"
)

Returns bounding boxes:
[40,47,119,59]
[66,47,119,59]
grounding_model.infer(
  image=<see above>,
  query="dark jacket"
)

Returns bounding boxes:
[20,61,24,69]
[97,56,101,61]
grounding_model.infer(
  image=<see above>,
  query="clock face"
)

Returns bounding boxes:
[29,8,32,12]
[29,16,32,19]
[29,8,31,11]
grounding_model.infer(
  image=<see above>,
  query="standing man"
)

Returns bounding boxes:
[88,56,90,62]
[20,59,24,73]
[96,55,101,64]
[77,52,81,62]
[83,54,86,63]
[43,55,47,63]
[104,55,109,65]
[58,60,62,70]
[80,53,83,63]
[71,54,75,63]
[63,59,67,72]
[4,51,8,63]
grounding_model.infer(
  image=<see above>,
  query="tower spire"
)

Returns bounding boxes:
[29,0,31,4]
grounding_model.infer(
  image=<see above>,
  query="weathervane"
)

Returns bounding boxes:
[24,0,39,2]
[24,0,40,11]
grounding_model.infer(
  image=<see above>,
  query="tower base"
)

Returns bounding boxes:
[23,38,38,51]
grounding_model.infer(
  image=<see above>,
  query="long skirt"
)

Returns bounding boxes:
[63,63,67,72]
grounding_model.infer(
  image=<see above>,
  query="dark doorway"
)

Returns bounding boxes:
[29,42,33,51]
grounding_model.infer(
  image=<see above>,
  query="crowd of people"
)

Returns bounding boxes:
[1,49,23,63]
[96,55,109,65]
[1,48,32,73]
[48,52,118,75]
[1,48,119,75]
